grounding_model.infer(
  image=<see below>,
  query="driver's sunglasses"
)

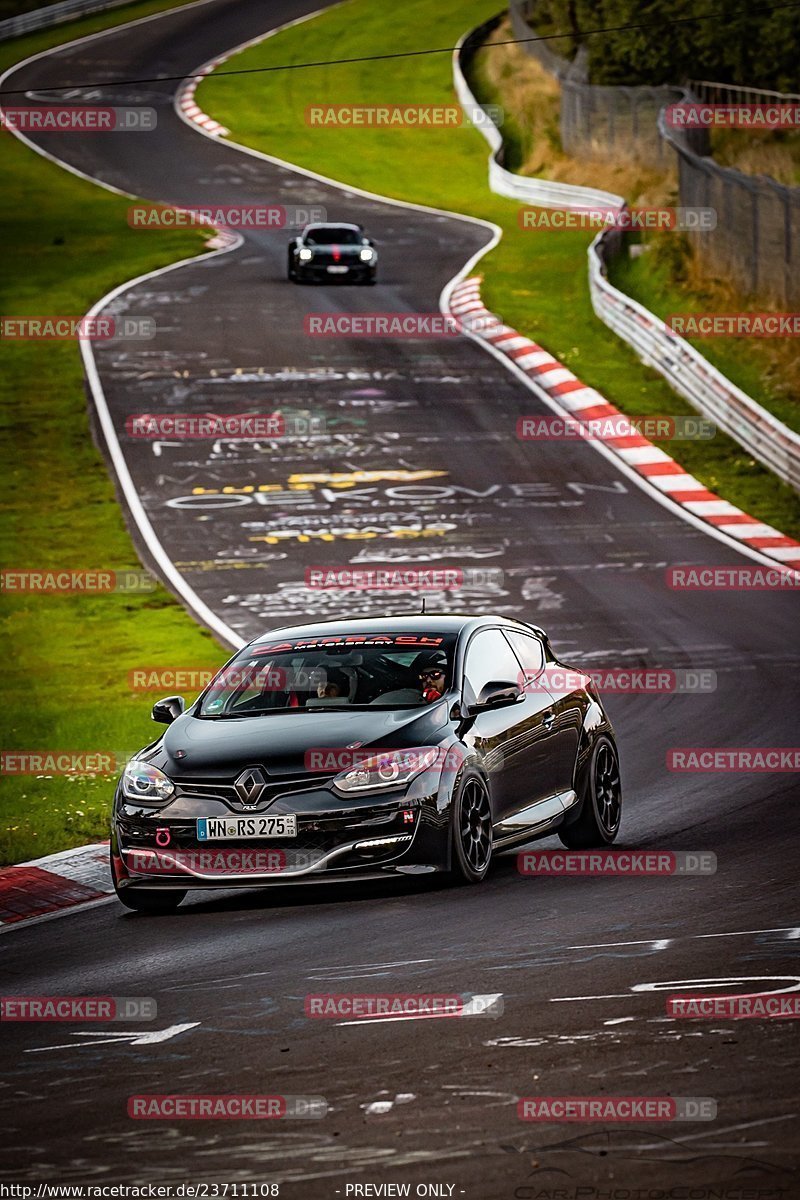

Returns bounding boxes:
[419,668,445,680]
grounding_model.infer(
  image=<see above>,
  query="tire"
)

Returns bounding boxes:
[448,769,493,884]
[559,735,622,848]
[287,251,296,281]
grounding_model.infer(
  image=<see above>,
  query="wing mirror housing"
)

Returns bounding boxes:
[468,680,523,715]
[151,695,185,725]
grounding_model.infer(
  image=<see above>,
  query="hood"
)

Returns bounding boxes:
[150,701,450,780]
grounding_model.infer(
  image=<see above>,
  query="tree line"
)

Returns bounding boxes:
[528,0,799,92]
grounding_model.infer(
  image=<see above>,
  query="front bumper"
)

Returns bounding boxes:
[297,259,374,280]
[112,777,449,889]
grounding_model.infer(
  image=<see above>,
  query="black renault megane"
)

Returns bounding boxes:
[111,616,621,912]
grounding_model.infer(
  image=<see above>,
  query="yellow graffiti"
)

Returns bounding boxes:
[249,527,450,545]
[190,469,447,497]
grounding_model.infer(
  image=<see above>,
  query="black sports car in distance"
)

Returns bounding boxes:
[111,616,621,912]
[287,222,377,284]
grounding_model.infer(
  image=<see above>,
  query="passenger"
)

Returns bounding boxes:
[311,667,348,700]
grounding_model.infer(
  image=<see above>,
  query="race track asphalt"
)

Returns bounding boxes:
[2,3,799,1195]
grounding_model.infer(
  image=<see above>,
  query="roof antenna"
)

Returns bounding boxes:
[420,595,426,615]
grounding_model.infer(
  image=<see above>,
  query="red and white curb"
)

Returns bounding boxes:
[176,58,230,138]
[449,277,800,571]
[175,10,323,143]
[0,843,113,930]
[176,13,319,142]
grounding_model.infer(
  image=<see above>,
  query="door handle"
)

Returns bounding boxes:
[543,711,555,730]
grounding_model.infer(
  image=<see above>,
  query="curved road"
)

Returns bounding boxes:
[2,2,799,1195]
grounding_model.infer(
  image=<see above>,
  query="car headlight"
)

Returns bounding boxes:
[359,246,375,262]
[298,247,314,261]
[333,747,440,794]
[122,761,175,805]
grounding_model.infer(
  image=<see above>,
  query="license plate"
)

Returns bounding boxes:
[197,815,297,841]
[326,265,348,273]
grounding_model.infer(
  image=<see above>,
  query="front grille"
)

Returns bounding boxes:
[309,251,359,265]
[173,776,335,812]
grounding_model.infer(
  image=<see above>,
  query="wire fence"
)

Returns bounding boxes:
[560,79,683,166]
[508,0,587,81]
[509,0,678,164]
[508,1,800,305]
[659,89,800,307]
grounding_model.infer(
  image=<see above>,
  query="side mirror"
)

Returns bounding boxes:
[151,695,185,724]
[468,680,523,715]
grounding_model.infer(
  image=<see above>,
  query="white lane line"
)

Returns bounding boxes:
[0,0,248,651]
[313,958,437,971]
[79,249,246,649]
[337,993,503,1025]
[26,1022,200,1052]
[669,1113,798,1143]
[552,974,800,1003]
[564,928,800,949]
[551,993,631,1002]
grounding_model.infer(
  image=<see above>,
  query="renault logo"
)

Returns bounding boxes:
[233,767,268,808]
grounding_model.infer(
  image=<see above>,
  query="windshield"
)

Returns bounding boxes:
[304,227,362,245]
[198,632,456,718]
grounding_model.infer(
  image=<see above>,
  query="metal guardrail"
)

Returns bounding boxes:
[588,232,800,492]
[455,22,623,211]
[0,0,136,42]
[453,29,800,493]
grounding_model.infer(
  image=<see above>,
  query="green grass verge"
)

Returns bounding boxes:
[198,0,800,541]
[0,0,231,866]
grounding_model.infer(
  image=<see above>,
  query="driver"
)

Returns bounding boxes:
[418,651,449,704]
